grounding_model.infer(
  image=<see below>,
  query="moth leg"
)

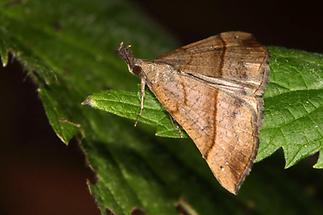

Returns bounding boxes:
[134,76,146,127]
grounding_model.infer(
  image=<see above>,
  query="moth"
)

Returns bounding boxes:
[118,32,269,194]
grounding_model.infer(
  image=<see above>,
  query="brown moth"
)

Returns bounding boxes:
[118,31,269,194]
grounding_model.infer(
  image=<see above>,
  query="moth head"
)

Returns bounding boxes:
[117,42,172,84]
[117,42,143,76]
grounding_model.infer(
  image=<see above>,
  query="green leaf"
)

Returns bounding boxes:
[313,149,323,168]
[2,0,323,214]
[257,47,323,168]
[86,47,323,169]
[82,89,187,138]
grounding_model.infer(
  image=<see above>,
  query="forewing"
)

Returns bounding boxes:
[149,71,260,194]
[155,34,225,78]
[155,32,268,92]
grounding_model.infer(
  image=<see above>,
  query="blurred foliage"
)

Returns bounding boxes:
[1,0,323,214]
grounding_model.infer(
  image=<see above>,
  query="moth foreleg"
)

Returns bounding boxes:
[134,76,146,127]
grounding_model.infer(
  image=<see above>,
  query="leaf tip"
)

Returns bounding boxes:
[313,151,323,169]
[313,163,323,169]
[0,51,9,67]
[57,135,70,145]
[284,159,297,169]
[82,97,96,107]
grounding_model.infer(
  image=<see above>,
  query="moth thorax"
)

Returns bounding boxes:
[138,61,175,84]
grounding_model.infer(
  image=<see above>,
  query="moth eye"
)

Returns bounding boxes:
[132,65,142,76]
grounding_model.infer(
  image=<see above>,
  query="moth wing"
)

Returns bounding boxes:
[155,31,268,92]
[149,72,260,194]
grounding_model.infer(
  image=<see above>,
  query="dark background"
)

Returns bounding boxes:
[139,0,323,52]
[0,0,322,214]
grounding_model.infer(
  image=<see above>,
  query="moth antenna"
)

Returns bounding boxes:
[134,76,146,127]
[117,41,135,70]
